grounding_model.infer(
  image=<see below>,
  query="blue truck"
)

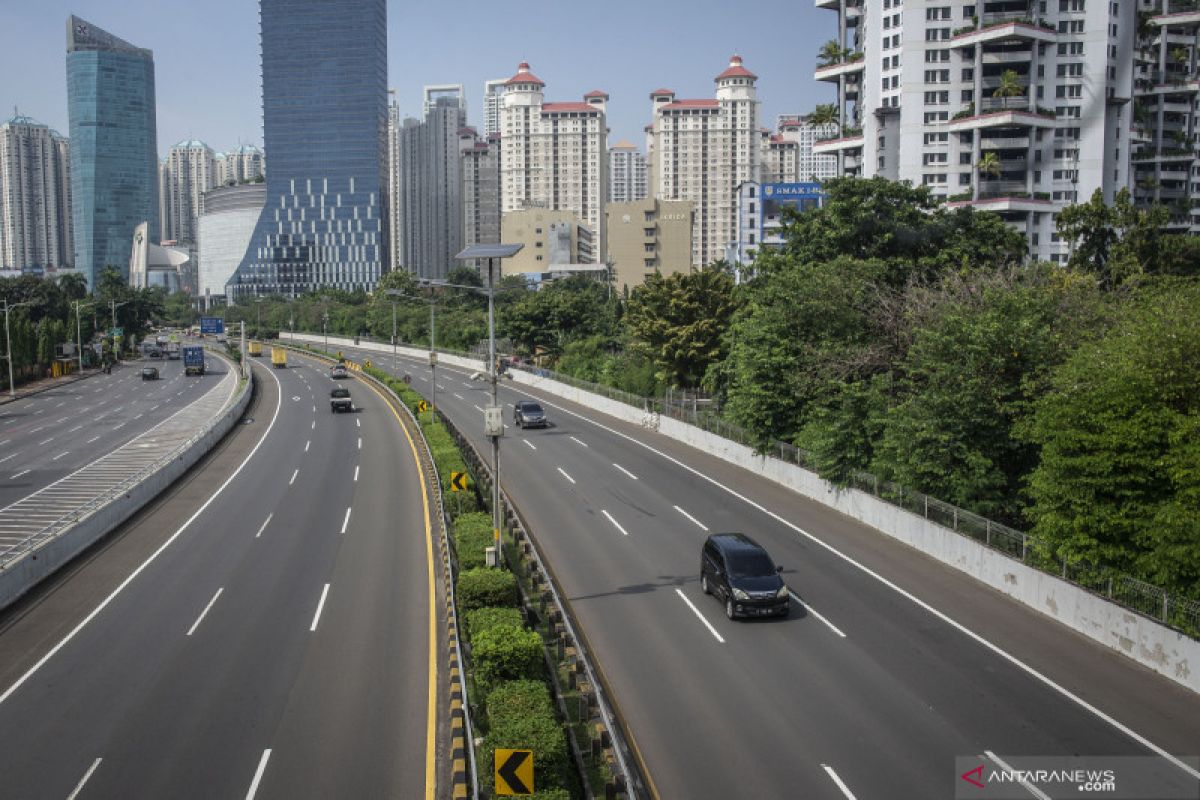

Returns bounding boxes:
[182,345,205,376]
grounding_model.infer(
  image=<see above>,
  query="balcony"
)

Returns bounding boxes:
[980,96,1033,112]
[980,134,1030,148]
[814,54,866,82]
[947,109,1057,132]
[947,195,1055,212]
[813,131,865,154]
[982,49,1037,64]
[950,20,1057,48]
[1151,9,1200,26]
[815,0,839,8]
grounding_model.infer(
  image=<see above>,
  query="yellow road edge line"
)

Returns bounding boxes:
[357,369,439,799]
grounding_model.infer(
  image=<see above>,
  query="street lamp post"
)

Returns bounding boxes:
[2,298,34,398]
[109,300,129,360]
[74,301,94,375]
[455,243,524,568]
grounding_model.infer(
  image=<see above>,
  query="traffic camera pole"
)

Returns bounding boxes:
[488,257,502,567]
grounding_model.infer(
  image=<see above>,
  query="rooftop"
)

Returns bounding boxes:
[715,55,757,81]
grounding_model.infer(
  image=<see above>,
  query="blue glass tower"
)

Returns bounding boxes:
[66,16,159,289]
[228,0,388,298]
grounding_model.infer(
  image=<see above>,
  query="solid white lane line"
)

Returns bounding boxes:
[0,453,16,464]
[613,463,638,480]
[601,509,630,537]
[523,440,537,450]
[535,395,1200,783]
[305,440,310,452]
[289,469,298,485]
[570,436,588,447]
[66,757,103,800]
[86,436,100,444]
[68,425,83,433]
[822,765,858,799]
[52,451,69,461]
[0,366,285,709]
[790,592,847,638]
[557,467,576,485]
[340,506,352,534]
[674,505,709,531]
[245,749,272,800]
[354,465,359,482]
[675,588,724,643]
[9,470,30,479]
[186,588,224,636]
[255,513,272,538]
[984,752,1052,800]
[310,583,330,631]
[357,437,362,450]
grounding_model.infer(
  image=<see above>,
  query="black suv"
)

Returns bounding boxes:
[141,366,159,380]
[512,399,548,429]
[330,387,353,413]
[700,533,789,619]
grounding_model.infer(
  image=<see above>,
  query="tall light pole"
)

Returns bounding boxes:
[456,243,524,567]
[384,288,403,374]
[2,298,34,398]
[110,299,129,360]
[74,300,94,374]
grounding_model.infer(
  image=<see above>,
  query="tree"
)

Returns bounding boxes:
[499,274,615,357]
[817,39,847,67]
[807,103,839,127]
[976,151,1001,179]
[1018,279,1200,593]
[624,265,738,388]
[992,69,1026,101]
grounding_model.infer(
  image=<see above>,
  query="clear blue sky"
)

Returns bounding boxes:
[2,0,835,157]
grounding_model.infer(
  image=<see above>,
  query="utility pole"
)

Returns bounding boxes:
[3,298,33,398]
[74,301,93,375]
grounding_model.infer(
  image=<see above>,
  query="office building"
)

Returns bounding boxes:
[815,0,1135,262]
[500,209,594,273]
[0,113,74,273]
[733,181,826,270]
[197,182,266,305]
[129,220,189,291]
[482,79,506,137]
[609,141,647,203]
[387,91,402,272]
[66,15,159,288]
[228,0,388,298]
[606,198,693,292]
[646,56,761,268]
[500,63,608,262]
[460,127,501,253]
[397,87,466,279]
[164,139,216,244]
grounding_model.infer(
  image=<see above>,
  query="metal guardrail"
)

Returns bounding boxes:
[0,355,244,570]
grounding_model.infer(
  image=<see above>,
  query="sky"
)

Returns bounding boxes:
[1,0,836,158]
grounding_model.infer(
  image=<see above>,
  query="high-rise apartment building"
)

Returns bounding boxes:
[397,88,466,279]
[164,139,216,244]
[762,116,838,183]
[609,141,647,203]
[460,127,501,252]
[387,90,402,272]
[228,0,388,298]
[500,63,608,263]
[0,113,74,273]
[66,15,159,288]
[1133,1,1200,230]
[815,0,1135,262]
[482,79,506,137]
[214,144,265,187]
[646,56,761,268]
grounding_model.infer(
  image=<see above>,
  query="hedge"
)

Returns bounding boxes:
[454,513,496,570]
[465,606,524,640]
[457,567,518,612]
[472,624,544,689]
[485,678,554,725]
[481,696,570,796]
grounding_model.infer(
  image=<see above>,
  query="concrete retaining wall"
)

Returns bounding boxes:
[0,364,254,610]
[282,332,1199,693]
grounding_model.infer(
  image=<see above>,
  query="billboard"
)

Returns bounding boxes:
[760,183,824,225]
[200,316,225,335]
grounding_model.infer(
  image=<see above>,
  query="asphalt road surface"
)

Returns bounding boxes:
[0,353,436,799]
[337,341,1200,800]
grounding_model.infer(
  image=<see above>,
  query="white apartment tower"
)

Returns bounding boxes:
[483,79,506,137]
[0,113,73,272]
[816,0,1135,263]
[460,127,502,251]
[499,63,608,262]
[1133,0,1200,230]
[646,56,762,268]
[387,91,402,272]
[165,139,216,244]
[214,144,265,187]
[765,115,839,182]
[609,141,648,203]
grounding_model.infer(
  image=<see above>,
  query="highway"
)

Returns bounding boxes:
[0,353,438,799]
[0,358,216,507]
[334,340,1200,800]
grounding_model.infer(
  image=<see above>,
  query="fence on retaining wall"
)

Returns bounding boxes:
[291,331,1200,638]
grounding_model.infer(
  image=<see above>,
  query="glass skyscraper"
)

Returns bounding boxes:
[228,0,388,298]
[66,16,159,289]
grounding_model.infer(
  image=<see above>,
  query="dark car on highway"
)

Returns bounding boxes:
[330,386,353,413]
[700,533,789,619]
[512,399,548,429]
[141,366,159,381]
